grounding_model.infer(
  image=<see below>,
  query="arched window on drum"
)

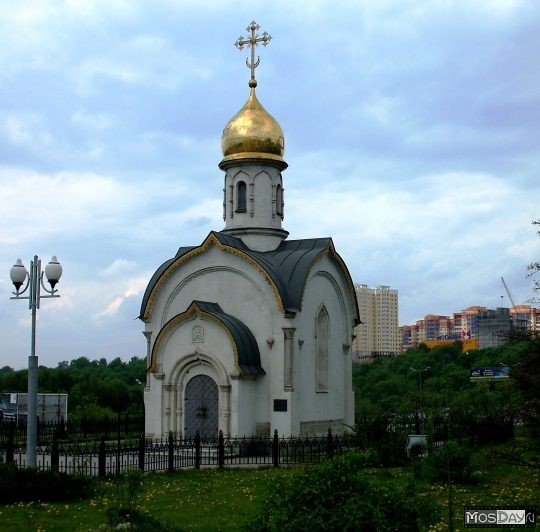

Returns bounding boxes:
[236,181,247,212]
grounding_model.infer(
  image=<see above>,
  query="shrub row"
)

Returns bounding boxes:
[0,463,95,503]
[248,451,441,531]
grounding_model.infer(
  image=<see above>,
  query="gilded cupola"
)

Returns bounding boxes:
[221,87,285,163]
[220,20,285,166]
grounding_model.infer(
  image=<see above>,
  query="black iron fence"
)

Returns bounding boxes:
[0,413,144,444]
[1,429,354,476]
[0,408,515,476]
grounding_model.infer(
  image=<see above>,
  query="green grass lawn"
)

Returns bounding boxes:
[426,462,538,531]
[0,450,538,531]
[0,467,293,531]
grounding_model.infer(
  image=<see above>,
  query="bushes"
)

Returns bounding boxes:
[354,411,412,467]
[421,441,475,484]
[0,463,94,503]
[248,452,440,531]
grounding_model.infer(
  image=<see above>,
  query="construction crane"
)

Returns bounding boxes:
[501,277,517,309]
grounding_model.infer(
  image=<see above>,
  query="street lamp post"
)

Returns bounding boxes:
[410,366,430,412]
[10,255,62,468]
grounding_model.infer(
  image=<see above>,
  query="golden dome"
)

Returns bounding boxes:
[221,87,285,164]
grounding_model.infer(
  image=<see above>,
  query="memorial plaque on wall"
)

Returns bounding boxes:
[273,399,287,412]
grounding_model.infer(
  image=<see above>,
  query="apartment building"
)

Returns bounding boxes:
[400,304,539,351]
[453,306,486,338]
[511,304,540,331]
[353,284,400,358]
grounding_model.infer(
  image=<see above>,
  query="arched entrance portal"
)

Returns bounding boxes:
[184,374,218,439]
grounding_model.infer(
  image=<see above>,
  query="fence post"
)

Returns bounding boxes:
[326,428,334,459]
[272,429,279,468]
[116,414,121,476]
[98,437,106,478]
[5,423,14,464]
[59,416,66,439]
[218,430,224,469]
[168,431,174,472]
[51,434,59,473]
[195,431,201,469]
[138,433,145,472]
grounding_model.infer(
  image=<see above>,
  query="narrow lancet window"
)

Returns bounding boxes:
[316,307,329,392]
[236,181,247,212]
[276,184,283,216]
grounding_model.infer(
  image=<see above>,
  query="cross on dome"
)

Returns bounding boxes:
[234,21,272,88]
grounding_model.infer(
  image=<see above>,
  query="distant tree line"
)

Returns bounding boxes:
[352,334,539,464]
[0,356,146,421]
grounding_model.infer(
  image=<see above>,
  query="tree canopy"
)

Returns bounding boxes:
[352,337,538,451]
[0,356,146,419]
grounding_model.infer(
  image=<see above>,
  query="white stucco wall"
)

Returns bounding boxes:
[143,238,356,438]
[288,254,356,435]
[144,243,283,437]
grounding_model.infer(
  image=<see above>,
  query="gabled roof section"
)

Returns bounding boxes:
[244,235,333,312]
[140,231,359,323]
[148,300,264,376]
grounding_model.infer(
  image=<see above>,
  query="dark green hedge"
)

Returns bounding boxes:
[0,463,95,503]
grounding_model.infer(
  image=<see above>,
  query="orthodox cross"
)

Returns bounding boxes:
[234,21,271,87]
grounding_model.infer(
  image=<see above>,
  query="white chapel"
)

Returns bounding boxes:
[140,22,359,439]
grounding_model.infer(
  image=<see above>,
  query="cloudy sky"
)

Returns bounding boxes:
[1,0,539,369]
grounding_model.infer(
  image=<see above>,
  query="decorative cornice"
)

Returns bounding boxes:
[220,226,289,239]
[219,155,288,171]
[283,327,296,339]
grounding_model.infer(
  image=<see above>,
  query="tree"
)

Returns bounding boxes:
[527,219,540,303]
[510,334,540,441]
[97,379,130,414]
